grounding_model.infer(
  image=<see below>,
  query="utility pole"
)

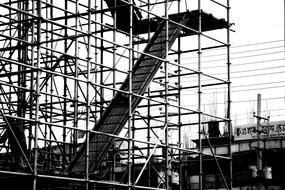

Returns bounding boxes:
[254,94,269,190]
[256,94,263,190]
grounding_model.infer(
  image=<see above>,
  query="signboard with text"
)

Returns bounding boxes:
[234,121,285,141]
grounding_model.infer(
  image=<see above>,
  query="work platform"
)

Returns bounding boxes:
[103,0,227,35]
[134,10,228,35]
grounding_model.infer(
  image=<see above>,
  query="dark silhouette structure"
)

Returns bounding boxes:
[0,118,27,169]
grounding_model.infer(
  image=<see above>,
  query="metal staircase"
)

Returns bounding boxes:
[67,12,191,174]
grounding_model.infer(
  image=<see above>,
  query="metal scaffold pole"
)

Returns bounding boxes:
[128,0,133,189]
[33,0,42,189]
[227,0,233,189]
[0,0,231,189]
[85,1,92,189]
[164,0,169,189]
[198,0,203,189]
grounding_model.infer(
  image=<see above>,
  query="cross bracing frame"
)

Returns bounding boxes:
[0,0,231,189]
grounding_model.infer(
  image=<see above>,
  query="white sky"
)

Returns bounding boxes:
[231,0,284,44]
[230,0,285,125]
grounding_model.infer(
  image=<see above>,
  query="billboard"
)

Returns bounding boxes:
[234,121,285,141]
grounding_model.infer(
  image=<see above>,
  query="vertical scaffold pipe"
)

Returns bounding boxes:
[177,1,182,189]
[128,0,134,189]
[33,0,42,189]
[73,0,79,158]
[227,0,233,189]
[198,0,203,190]
[85,0,92,189]
[164,0,169,189]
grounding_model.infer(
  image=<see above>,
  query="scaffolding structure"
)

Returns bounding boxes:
[0,0,231,189]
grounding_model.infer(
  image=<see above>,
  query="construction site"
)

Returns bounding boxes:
[0,0,232,189]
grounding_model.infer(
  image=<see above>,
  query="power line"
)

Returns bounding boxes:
[183,50,284,65]
[179,57,284,69]
[230,85,284,92]
[179,68,285,84]
[231,39,284,48]
[181,82,285,95]
[209,65,285,76]
[230,58,284,67]
[182,45,284,60]
[231,81,285,89]
[231,69,285,79]
[182,96,285,107]
[234,113,285,123]
[232,108,285,117]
